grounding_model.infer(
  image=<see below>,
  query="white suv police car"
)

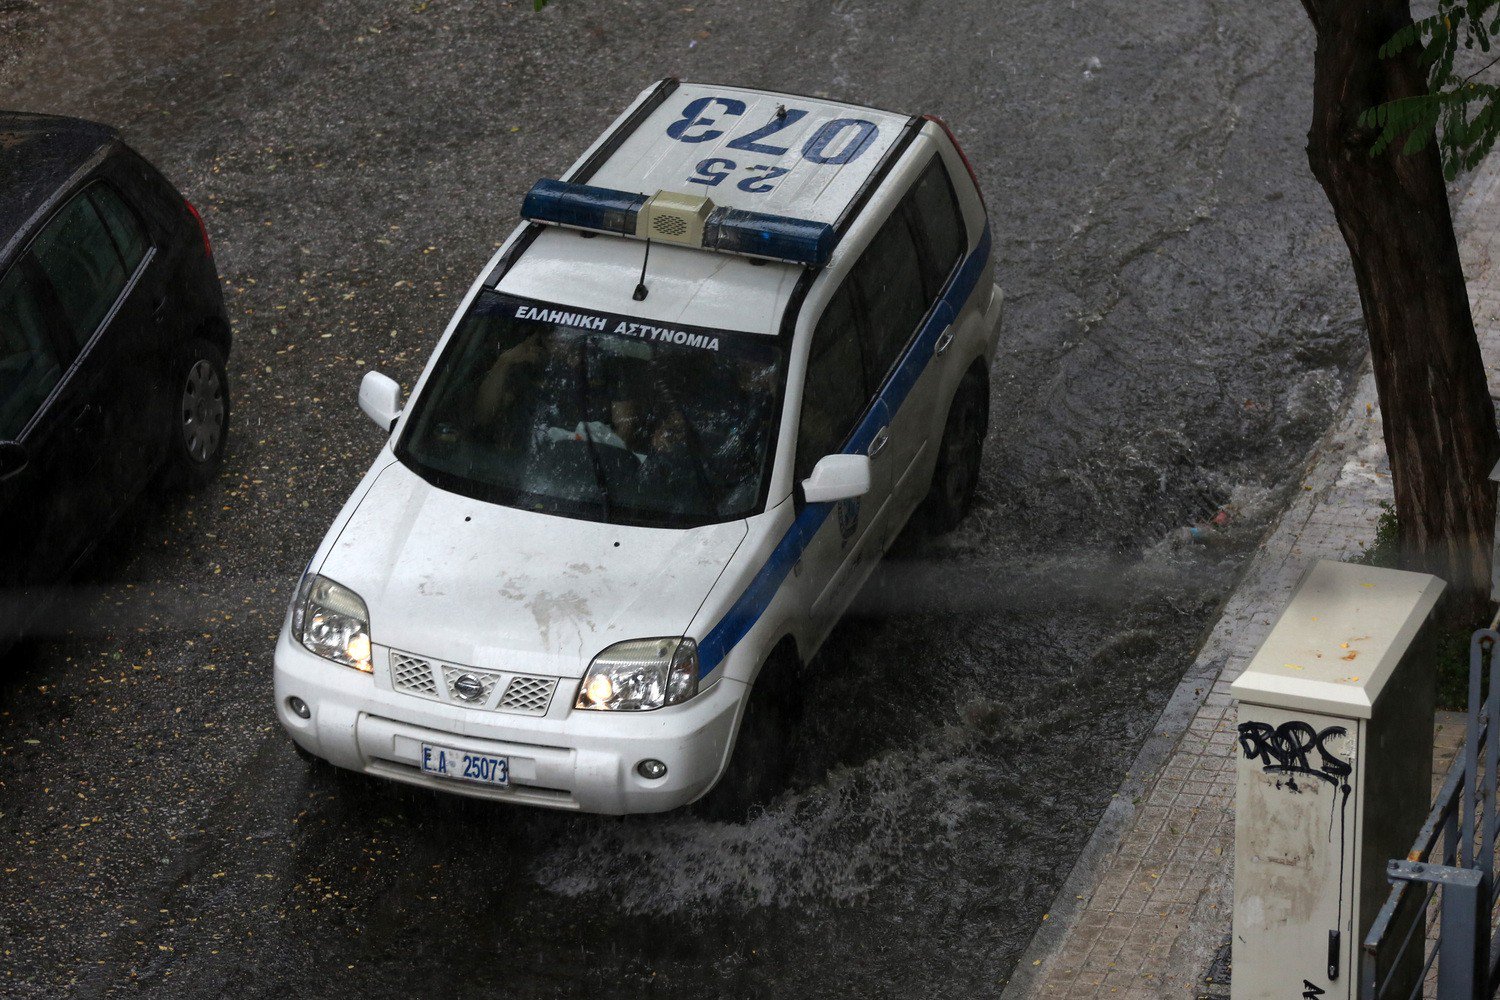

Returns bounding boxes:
[274,80,1003,816]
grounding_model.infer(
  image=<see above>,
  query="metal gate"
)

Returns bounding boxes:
[1362,629,1500,998]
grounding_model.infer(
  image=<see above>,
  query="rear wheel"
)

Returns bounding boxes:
[696,648,802,822]
[164,337,230,490]
[921,368,988,533]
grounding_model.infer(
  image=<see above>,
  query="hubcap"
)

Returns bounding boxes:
[181,359,224,463]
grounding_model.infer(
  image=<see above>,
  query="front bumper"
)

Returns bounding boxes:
[272,628,744,814]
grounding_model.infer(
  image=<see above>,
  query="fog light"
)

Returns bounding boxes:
[636,758,668,780]
[287,696,311,720]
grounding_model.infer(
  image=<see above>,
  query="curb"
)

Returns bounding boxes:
[996,404,1351,998]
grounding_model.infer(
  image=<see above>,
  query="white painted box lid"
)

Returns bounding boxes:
[1230,559,1445,719]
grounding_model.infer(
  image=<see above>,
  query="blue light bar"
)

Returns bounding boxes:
[703,208,836,268]
[518,179,838,267]
[521,179,646,236]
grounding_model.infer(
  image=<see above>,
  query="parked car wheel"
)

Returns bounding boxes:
[697,647,801,822]
[921,367,988,534]
[166,337,229,489]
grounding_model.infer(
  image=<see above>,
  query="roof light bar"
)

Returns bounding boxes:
[702,208,836,268]
[520,179,836,267]
[521,179,646,237]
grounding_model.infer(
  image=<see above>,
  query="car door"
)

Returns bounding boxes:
[0,253,93,636]
[789,280,893,641]
[78,182,163,491]
[895,157,970,515]
[849,190,937,539]
[29,182,150,522]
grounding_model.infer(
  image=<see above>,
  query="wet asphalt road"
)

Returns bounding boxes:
[0,1,1371,997]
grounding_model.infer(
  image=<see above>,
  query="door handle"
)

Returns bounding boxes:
[867,426,890,459]
[934,326,955,356]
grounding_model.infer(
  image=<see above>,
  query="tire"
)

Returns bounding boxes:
[164,337,230,490]
[696,648,802,822]
[921,368,988,534]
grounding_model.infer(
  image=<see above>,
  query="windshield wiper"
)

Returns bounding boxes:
[574,341,614,522]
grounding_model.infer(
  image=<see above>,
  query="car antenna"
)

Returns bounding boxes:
[632,238,652,301]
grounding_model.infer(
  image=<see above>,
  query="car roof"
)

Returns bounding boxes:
[494,82,920,335]
[583,82,914,227]
[0,110,118,259]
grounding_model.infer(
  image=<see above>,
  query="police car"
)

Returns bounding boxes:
[273,80,1003,816]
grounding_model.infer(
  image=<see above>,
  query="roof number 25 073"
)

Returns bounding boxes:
[665,96,880,194]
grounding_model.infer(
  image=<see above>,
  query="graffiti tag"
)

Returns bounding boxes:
[1236,721,1352,792]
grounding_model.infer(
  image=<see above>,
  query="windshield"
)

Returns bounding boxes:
[396,292,783,528]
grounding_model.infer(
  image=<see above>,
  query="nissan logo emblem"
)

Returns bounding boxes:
[453,674,485,703]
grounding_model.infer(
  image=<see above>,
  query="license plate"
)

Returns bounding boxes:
[420,743,509,786]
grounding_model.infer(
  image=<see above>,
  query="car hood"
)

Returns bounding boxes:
[316,460,748,678]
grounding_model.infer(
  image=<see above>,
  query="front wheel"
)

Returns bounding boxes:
[920,368,988,533]
[164,337,230,490]
[696,649,801,822]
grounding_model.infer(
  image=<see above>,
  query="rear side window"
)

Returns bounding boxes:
[796,283,869,480]
[0,259,66,439]
[89,185,147,272]
[850,208,927,386]
[31,189,129,349]
[906,158,966,297]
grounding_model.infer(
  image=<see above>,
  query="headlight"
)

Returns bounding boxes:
[575,637,699,711]
[292,573,373,673]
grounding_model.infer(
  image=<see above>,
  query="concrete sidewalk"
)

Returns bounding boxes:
[1002,155,1500,999]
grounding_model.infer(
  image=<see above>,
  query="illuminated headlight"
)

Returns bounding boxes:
[575,638,699,711]
[291,573,373,673]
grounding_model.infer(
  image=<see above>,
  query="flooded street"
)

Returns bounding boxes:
[0,1,1370,996]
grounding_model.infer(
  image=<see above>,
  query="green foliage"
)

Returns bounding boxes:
[1360,0,1500,179]
[1435,624,1479,710]
[1361,501,1402,568]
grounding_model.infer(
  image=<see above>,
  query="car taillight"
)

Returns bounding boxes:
[185,199,213,258]
[922,114,985,209]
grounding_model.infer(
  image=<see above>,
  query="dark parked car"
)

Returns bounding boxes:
[0,111,232,642]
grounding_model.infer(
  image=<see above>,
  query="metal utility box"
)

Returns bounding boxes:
[1231,559,1444,1000]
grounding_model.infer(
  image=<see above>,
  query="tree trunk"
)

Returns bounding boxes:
[1301,0,1498,615]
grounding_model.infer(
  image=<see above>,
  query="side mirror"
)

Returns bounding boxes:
[801,453,871,504]
[0,441,27,482]
[358,371,402,432]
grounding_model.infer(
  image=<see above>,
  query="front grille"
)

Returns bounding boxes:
[392,651,439,697]
[442,664,501,704]
[499,675,557,716]
[389,649,558,717]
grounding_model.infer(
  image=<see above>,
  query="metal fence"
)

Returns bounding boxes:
[1362,628,1500,999]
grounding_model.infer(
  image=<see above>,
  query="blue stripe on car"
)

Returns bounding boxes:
[696,222,993,676]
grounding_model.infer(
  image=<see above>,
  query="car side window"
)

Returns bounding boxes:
[88,184,147,272]
[30,188,129,351]
[0,259,66,440]
[906,158,967,298]
[796,282,869,481]
[849,205,927,388]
